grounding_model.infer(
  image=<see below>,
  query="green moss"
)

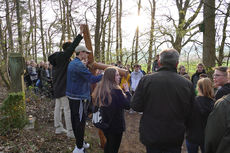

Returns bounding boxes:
[0,92,28,135]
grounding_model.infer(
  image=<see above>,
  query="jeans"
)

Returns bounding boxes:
[186,140,204,153]
[146,146,181,153]
[104,132,123,153]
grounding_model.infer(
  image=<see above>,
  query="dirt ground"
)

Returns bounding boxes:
[0,86,188,153]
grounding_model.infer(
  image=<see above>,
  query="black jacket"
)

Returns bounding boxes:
[186,96,214,145]
[48,34,83,98]
[131,66,195,148]
[101,89,131,134]
[205,94,230,153]
[191,70,206,89]
[215,83,230,101]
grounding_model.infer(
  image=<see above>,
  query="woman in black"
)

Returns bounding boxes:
[92,67,131,153]
[186,78,214,153]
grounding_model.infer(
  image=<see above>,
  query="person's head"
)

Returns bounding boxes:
[199,73,208,79]
[44,62,49,69]
[39,61,44,67]
[75,45,91,60]
[156,54,159,60]
[92,67,122,106]
[197,78,214,99]
[179,65,186,75]
[183,74,190,80]
[159,48,179,68]
[134,64,140,72]
[213,66,228,87]
[62,40,72,51]
[197,63,204,73]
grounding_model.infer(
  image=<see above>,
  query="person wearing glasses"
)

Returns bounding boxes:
[213,66,230,100]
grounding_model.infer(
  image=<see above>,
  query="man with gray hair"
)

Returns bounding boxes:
[131,48,195,153]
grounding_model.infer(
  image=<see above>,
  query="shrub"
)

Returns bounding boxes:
[0,92,28,135]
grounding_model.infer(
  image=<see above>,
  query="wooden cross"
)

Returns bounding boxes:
[82,24,128,76]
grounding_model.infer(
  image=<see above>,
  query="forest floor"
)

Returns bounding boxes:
[0,85,189,153]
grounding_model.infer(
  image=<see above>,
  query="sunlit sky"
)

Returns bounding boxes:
[42,0,228,62]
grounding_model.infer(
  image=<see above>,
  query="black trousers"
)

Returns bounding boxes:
[104,132,123,153]
[69,98,87,149]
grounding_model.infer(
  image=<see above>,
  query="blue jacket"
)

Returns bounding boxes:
[66,57,102,100]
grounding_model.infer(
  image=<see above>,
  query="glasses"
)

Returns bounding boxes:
[213,74,226,77]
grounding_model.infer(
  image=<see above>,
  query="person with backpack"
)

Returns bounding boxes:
[48,25,84,138]
[92,67,131,153]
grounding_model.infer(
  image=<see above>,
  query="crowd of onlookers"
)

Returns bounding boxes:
[24,60,53,97]
[23,25,230,153]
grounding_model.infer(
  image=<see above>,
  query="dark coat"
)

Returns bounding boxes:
[101,89,131,134]
[131,66,195,148]
[48,34,83,98]
[215,83,230,101]
[191,70,206,89]
[205,94,230,153]
[186,96,214,145]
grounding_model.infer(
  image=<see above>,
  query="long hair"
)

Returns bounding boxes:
[92,67,122,107]
[197,78,214,99]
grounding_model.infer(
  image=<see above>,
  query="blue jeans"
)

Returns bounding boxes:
[186,140,204,153]
[146,146,181,153]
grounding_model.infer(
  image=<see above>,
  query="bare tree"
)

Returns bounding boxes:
[95,0,101,61]
[203,0,215,73]
[39,0,46,61]
[147,0,156,73]
[134,0,141,64]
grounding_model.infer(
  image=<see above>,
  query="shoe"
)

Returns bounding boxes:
[83,141,90,149]
[73,146,85,153]
[55,127,67,134]
[67,131,75,138]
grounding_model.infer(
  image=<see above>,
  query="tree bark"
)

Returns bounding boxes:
[39,0,46,61]
[4,0,14,53]
[203,0,216,75]
[147,0,156,73]
[135,0,141,64]
[15,0,23,54]
[33,0,37,62]
[95,0,101,61]
[119,0,122,63]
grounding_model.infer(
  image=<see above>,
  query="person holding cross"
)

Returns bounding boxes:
[66,45,103,153]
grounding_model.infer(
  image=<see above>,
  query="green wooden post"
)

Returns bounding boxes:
[8,53,25,92]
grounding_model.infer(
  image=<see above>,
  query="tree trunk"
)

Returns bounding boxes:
[203,0,216,75]
[33,0,37,62]
[106,0,112,64]
[39,0,46,61]
[95,0,101,61]
[66,0,71,40]
[116,0,119,62]
[135,0,141,64]
[119,0,122,63]
[147,0,156,73]
[15,0,23,54]
[5,0,14,53]
[217,3,230,66]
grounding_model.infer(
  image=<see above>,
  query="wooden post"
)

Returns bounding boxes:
[8,53,25,92]
[83,24,128,76]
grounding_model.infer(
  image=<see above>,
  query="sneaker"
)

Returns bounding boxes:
[73,146,85,153]
[67,131,75,139]
[83,141,90,149]
[55,127,67,134]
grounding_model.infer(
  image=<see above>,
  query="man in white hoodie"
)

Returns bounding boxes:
[130,64,143,95]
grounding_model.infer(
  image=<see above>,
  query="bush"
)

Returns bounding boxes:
[0,92,28,135]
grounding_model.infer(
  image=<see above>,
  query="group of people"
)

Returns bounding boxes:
[24,60,53,97]
[25,24,230,153]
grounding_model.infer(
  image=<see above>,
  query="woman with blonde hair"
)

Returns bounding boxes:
[92,67,131,153]
[186,78,214,153]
